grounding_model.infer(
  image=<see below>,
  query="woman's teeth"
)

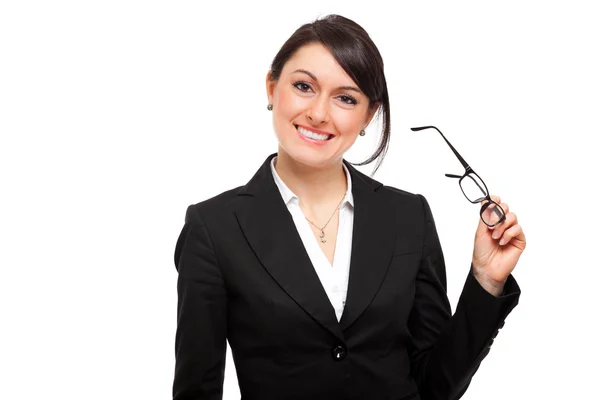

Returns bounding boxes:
[297,126,332,141]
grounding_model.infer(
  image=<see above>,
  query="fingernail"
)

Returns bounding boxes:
[492,230,500,239]
[499,238,506,245]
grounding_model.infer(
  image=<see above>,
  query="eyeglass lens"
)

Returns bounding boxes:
[481,202,505,227]
[460,173,487,203]
[460,173,505,226]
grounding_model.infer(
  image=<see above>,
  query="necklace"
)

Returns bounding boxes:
[304,194,346,244]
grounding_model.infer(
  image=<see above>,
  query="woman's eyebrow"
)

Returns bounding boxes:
[293,69,362,93]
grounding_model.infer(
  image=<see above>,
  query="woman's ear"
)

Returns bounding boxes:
[365,101,381,127]
[265,70,275,104]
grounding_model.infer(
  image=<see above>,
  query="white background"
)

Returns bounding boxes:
[1,1,598,399]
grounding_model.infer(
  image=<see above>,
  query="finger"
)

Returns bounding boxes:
[499,223,524,246]
[481,194,501,205]
[492,212,517,239]
[489,201,510,229]
[499,201,509,215]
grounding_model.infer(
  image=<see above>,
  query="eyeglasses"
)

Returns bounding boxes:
[410,125,506,228]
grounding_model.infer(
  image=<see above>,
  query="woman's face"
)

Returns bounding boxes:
[266,42,379,168]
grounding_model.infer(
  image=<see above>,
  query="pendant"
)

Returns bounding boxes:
[320,230,326,243]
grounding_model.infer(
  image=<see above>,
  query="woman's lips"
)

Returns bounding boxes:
[295,124,334,137]
[295,125,334,145]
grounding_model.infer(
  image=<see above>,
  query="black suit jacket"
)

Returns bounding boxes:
[173,152,520,400]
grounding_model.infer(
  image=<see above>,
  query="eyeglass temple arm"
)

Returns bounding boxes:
[410,126,473,172]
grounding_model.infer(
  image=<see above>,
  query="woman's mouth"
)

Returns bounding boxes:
[295,125,334,142]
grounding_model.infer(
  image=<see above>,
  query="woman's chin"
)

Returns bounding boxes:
[281,146,338,169]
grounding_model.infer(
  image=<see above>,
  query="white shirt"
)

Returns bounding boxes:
[270,156,354,322]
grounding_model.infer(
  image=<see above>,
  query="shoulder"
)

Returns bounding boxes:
[378,184,419,201]
[346,161,422,203]
[355,166,425,211]
[347,164,430,225]
[344,160,433,220]
[183,185,245,224]
[377,184,430,220]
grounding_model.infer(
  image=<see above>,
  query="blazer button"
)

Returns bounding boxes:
[332,345,347,361]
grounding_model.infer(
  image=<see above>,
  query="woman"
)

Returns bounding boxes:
[173,14,526,400]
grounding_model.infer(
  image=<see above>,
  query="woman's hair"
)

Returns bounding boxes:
[268,14,391,176]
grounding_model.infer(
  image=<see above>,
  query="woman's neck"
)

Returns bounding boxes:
[274,150,348,209]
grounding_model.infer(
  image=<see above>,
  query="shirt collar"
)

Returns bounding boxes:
[270,156,354,208]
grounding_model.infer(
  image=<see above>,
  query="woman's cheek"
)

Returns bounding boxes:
[331,110,361,136]
[277,88,302,116]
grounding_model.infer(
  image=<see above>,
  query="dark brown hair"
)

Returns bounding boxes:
[268,14,391,176]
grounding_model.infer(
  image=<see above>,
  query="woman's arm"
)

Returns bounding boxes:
[173,205,228,400]
[407,194,520,400]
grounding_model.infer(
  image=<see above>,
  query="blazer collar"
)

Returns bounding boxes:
[234,152,398,342]
[269,155,355,208]
[238,152,381,197]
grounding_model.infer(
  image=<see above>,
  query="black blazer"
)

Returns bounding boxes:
[173,152,520,400]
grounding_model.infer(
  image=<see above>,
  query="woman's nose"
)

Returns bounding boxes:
[306,97,329,125]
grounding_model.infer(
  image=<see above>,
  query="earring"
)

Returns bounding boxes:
[359,129,366,136]
[267,104,273,111]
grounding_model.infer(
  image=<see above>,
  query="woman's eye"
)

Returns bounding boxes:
[339,95,357,105]
[293,81,357,105]
[293,81,312,92]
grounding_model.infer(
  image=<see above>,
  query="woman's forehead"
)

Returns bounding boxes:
[282,43,356,87]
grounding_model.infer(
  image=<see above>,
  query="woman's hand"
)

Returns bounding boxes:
[471,195,527,296]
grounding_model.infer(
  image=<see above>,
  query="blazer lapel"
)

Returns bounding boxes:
[337,167,399,332]
[234,153,400,342]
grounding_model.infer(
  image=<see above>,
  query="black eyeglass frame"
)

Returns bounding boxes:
[410,125,506,228]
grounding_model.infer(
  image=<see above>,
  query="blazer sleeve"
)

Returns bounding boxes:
[407,194,521,400]
[173,205,228,400]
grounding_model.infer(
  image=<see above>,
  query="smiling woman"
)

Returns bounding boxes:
[266,16,390,176]
[172,13,524,400]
